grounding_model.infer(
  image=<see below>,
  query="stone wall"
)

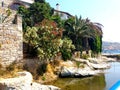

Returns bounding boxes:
[0,14,23,66]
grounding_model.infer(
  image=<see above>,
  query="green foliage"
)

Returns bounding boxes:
[91,35,102,54]
[24,19,63,61]
[76,61,81,68]
[24,26,39,46]
[24,19,75,61]
[29,2,53,24]
[63,16,93,52]
[42,76,46,81]
[18,6,31,30]
[51,15,65,28]
[60,38,75,61]
[18,0,53,30]
[81,54,89,59]
[36,19,62,60]
[18,1,54,29]
[63,16,103,56]
[18,0,103,59]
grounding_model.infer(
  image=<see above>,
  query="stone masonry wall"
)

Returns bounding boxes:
[0,15,23,66]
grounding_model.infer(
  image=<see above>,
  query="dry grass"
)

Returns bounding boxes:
[0,62,24,79]
[36,63,58,83]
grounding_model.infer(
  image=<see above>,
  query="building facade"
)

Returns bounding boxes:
[1,0,34,10]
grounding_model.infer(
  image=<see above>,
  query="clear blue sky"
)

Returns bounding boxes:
[46,0,120,42]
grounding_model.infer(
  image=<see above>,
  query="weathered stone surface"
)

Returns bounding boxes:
[0,71,32,90]
[59,66,100,77]
[59,58,111,77]
[0,71,60,90]
[0,14,23,66]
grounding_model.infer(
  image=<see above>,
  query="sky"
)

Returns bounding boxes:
[46,0,120,42]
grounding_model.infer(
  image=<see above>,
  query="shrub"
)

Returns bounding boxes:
[81,54,89,59]
[60,38,75,61]
[76,61,81,68]
[36,62,47,76]
[42,76,46,81]
[61,50,72,61]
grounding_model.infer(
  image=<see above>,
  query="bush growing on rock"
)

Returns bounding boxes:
[60,38,75,61]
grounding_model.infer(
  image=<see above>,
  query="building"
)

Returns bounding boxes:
[1,0,34,10]
[54,3,73,20]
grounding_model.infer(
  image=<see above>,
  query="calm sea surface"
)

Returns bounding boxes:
[102,49,120,55]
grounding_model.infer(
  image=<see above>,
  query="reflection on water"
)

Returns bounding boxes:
[48,74,106,90]
[105,62,120,90]
[47,62,120,90]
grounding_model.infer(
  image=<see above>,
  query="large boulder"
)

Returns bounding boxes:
[59,66,77,77]
[0,71,32,90]
[0,71,60,90]
[59,66,100,77]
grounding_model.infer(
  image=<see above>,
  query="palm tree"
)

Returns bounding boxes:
[64,16,103,56]
[86,18,103,54]
[64,16,95,52]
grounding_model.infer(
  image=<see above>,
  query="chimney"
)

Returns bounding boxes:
[56,3,59,11]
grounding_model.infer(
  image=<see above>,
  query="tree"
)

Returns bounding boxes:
[63,16,103,56]
[60,38,75,60]
[64,16,94,52]
[18,6,31,31]
[18,1,54,30]
[29,2,53,25]
[86,19,103,54]
[24,19,62,61]
[51,14,65,28]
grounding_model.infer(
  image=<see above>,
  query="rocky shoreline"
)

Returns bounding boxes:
[59,56,116,77]
[0,56,116,90]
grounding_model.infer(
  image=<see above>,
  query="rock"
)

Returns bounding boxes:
[59,58,110,77]
[0,71,60,90]
[0,71,32,90]
[59,66,99,77]
[60,66,77,77]
[89,62,110,69]
[74,58,110,69]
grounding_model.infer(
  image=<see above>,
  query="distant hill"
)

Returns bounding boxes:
[102,41,120,50]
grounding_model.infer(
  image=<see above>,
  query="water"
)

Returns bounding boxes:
[105,62,120,90]
[47,62,120,90]
[102,49,120,55]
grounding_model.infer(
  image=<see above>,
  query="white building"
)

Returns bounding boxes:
[54,3,73,20]
[1,0,34,10]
